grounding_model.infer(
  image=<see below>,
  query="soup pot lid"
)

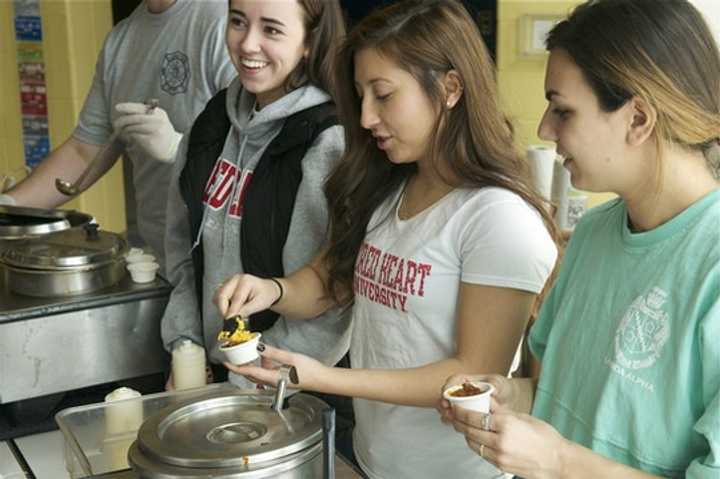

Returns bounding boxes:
[0,223,126,270]
[135,390,324,469]
[0,205,92,239]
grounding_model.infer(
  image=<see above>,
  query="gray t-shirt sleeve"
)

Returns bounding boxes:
[72,34,114,146]
[73,5,234,144]
[261,125,352,367]
[161,136,203,351]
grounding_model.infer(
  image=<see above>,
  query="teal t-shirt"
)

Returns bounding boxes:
[529,189,720,477]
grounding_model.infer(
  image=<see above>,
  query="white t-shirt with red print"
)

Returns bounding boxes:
[350,185,558,479]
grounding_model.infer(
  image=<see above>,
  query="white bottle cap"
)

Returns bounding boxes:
[175,340,204,356]
[105,386,141,403]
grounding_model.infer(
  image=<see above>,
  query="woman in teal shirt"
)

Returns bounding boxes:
[439,0,720,477]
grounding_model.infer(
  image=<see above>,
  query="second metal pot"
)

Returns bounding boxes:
[0,205,92,241]
[0,223,127,297]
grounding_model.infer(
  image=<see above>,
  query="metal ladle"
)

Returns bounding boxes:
[272,365,299,412]
[55,99,159,196]
[273,365,299,434]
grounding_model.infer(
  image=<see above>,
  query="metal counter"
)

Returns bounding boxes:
[0,272,172,403]
[86,454,366,479]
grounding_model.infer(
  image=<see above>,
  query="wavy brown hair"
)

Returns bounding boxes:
[284,0,346,98]
[323,0,559,304]
[547,0,720,180]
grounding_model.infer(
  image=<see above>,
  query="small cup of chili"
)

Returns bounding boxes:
[443,381,494,413]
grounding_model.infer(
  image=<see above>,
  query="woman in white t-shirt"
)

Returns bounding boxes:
[215,1,558,478]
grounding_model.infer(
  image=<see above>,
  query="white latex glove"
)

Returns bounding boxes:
[0,193,16,206]
[113,102,183,162]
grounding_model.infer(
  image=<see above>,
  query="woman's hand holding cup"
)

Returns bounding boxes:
[224,343,326,392]
[438,374,515,425]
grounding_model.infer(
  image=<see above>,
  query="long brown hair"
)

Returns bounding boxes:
[546,0,720,180]
[324,0,559,304]
[285,0,346,98]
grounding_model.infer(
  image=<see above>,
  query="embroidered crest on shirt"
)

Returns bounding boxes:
[353,242,432,312]
[612,287,670,370]
[161,51,190,95]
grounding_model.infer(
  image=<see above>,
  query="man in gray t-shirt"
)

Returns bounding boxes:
[0,0,236,273]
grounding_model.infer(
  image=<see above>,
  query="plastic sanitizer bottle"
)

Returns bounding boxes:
[172,340,207,390]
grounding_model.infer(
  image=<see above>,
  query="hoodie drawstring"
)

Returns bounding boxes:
[190,132,250,253]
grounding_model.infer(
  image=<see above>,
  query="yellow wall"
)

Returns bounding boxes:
[497,0,615,208]
[0,0,126,232]
[2,0,623,223]
[0,3,23,181]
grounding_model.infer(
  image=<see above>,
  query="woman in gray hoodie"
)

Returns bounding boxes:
[160,0,349,394]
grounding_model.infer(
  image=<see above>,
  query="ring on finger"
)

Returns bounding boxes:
[481,413,492,431]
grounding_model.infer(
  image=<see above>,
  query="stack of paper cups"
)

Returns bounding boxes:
[527,145,556,201]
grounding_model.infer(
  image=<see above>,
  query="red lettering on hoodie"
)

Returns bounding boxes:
[202,159,224,203]
[204,159,237,209]
[202,158,254,217]
[229,170,253,218]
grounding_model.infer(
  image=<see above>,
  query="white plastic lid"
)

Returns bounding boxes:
[173,340,205,357]
[105,386,141,402]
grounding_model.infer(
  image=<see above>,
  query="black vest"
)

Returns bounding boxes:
[180,88,338,331]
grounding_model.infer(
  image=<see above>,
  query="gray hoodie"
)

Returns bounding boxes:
[162,77,351,370]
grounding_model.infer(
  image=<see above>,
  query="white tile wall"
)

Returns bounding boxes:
[14,431,70,479]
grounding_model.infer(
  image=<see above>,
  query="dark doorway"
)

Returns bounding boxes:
[112,0,142,25]
[114,1,497,59]
[340,0,497,60]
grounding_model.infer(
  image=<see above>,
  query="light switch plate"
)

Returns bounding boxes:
[518,15,563,57]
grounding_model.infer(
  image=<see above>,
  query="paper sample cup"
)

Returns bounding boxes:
[127,261,159,283]
[220,332,261,365]
[443,381,495,413]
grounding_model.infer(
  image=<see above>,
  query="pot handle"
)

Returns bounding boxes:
[322,407,336,479]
